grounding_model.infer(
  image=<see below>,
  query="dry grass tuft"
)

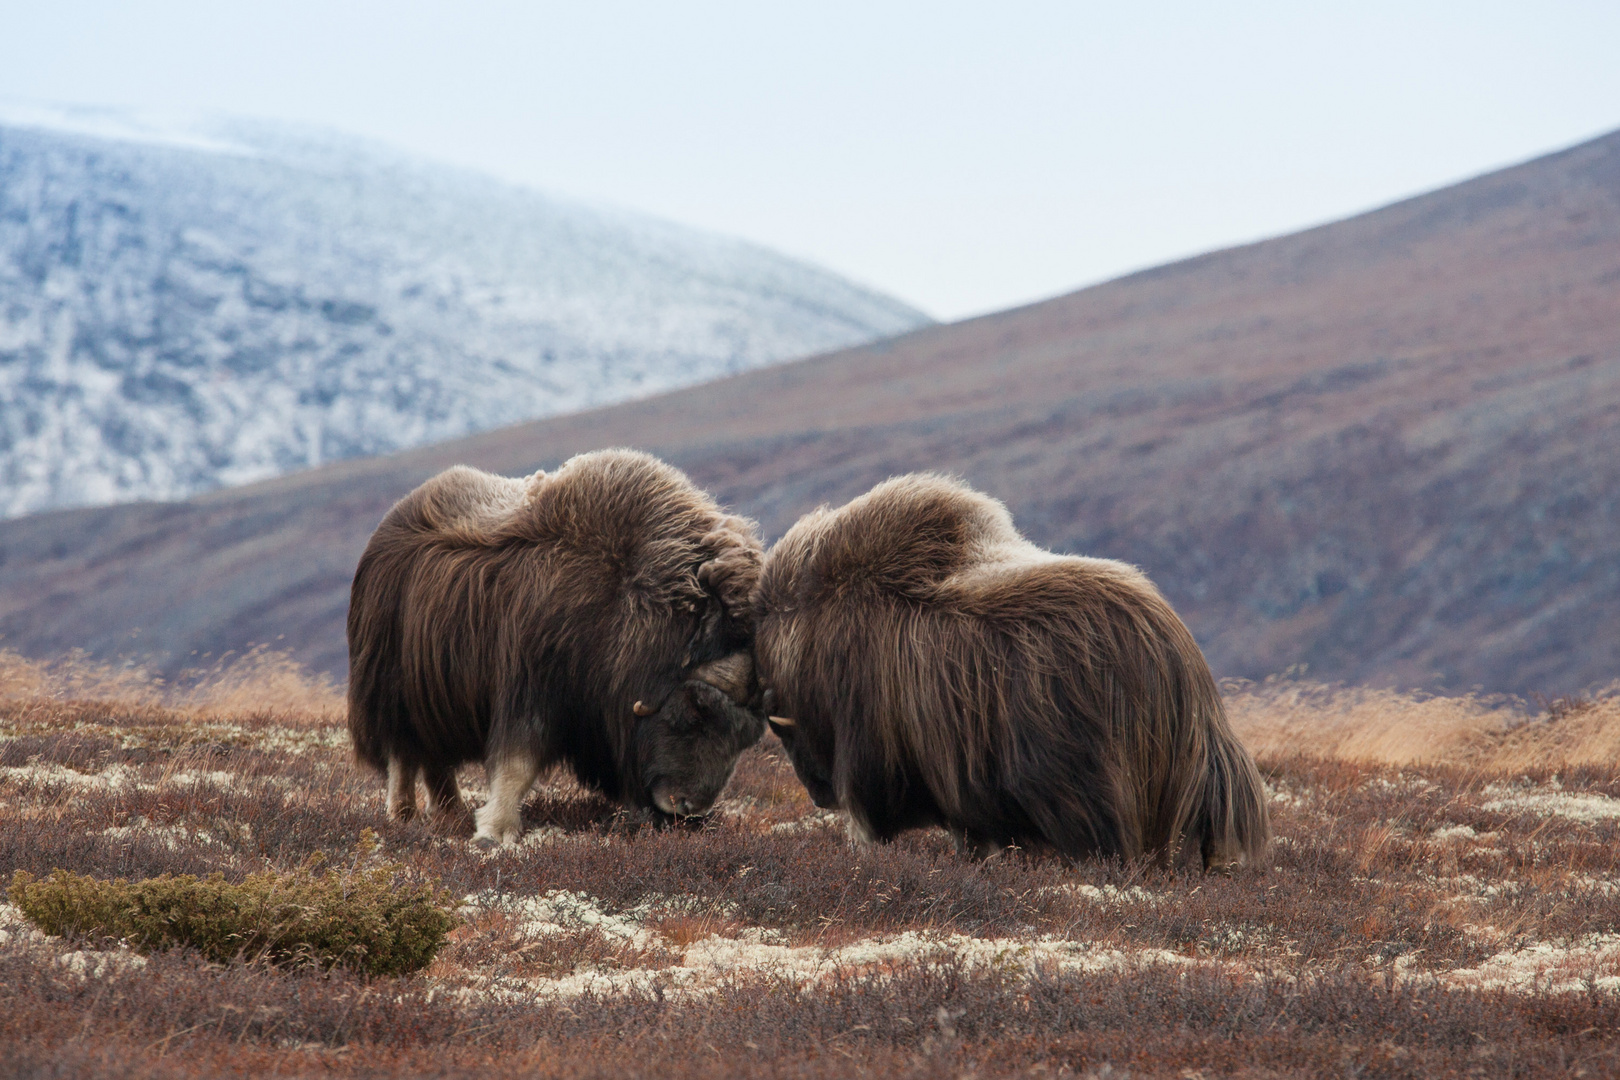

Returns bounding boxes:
[0,645,344,724]
[1228,675,1620,769]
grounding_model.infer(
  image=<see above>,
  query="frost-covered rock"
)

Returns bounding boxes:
[0,105,929,517]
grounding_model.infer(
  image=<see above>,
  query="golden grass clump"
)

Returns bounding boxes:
[8,833,457,977]
[0,644,343,726]
[171,644,345,724]
[0,648,162,707]
[1227,676,1620,769]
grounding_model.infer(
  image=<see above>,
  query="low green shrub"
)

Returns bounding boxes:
[8,832,457,976]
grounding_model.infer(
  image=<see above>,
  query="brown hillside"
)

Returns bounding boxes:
[3,130,1619,693]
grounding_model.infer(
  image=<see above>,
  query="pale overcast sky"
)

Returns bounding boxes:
[3,1,1618,319]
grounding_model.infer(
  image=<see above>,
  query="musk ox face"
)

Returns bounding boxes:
[769,722,837,810]
[756,686,838,810]
[635,652,766,817]
[637,677,765,816]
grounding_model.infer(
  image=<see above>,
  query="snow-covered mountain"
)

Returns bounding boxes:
[0,105,929,518]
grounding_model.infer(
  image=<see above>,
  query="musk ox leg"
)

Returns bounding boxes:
[1201,836,1250,875]
[423,763,474,833]
[948,825,1003,861]
[386,758,419,822]
[473,753,541,847]
[843,810,878,846]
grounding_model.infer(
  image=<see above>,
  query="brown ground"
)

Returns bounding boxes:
[2,651,1618,1078]
[4,131,1620,696]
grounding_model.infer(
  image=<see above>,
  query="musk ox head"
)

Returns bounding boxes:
[756,690,838,811]
[633,653,765,817]
[631,537,769,818]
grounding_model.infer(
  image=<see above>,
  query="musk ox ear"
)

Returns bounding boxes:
[696,519,763,627]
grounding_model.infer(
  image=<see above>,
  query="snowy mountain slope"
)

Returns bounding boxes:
[0,106,929,517]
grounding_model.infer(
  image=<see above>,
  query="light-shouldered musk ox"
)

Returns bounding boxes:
[753,474,1269,871]
[347,449,766,846]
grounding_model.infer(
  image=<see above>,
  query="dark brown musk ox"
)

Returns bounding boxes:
[347,449,766,846]
[753,474,1269,871]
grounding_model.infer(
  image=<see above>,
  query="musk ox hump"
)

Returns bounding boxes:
[775,474,1021,601]
[941,544,1163,618]
[386,465,544,545]
[752,470,1270,871]
[502,450,746,609]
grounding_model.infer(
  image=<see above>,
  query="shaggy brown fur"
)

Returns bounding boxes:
[347,450,765,845]
[753,474,1269,870]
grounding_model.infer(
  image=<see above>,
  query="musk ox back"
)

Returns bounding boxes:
[347,449,765,845]
[753,474,1269,870]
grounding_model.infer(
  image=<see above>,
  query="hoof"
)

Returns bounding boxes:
[471,823,523,848]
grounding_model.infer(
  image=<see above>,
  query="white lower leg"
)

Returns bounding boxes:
[473,753,541,845]
[386,758,418,822]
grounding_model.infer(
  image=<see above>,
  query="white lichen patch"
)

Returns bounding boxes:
[1361,775,1437,796]
[98,815,247,852]
[464,890,663,949]
[1040,883,1158,905]
[1266,780,1315,809]
[0,762,140,791]
[1420,874,1524,900]
[445,889,1221,1003]
[1480,780,1620,824]
[0,716,346,757]
[0,901,43,947]
[685,929,1200,983]
[167,769,238,789]
[1439,935,1620,994]
[769,810,844,835]
[0,904,142,972]
[58,947,149,982]
[114,722,347,756]
[1567,875,1620,897]
[445,925,1220,1004]
[248,726,349,756]
[514,826,566,850]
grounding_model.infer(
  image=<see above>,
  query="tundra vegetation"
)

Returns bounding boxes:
[8,834,457,977]
[0,647,1618,1078]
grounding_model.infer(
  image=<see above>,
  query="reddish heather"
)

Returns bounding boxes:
[1,651,1618,1078]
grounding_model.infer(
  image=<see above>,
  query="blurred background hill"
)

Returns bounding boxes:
[0,106,927,518]
[1,127,1616,695]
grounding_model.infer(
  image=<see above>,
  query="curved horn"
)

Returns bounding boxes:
[768,715,796,727]
[633,700,656,717]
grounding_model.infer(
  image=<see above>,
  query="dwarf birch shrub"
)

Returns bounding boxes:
[8,833,457,976]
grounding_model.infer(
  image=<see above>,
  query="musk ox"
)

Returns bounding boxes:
[753,474,1269,871]
[347,449,766,846]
